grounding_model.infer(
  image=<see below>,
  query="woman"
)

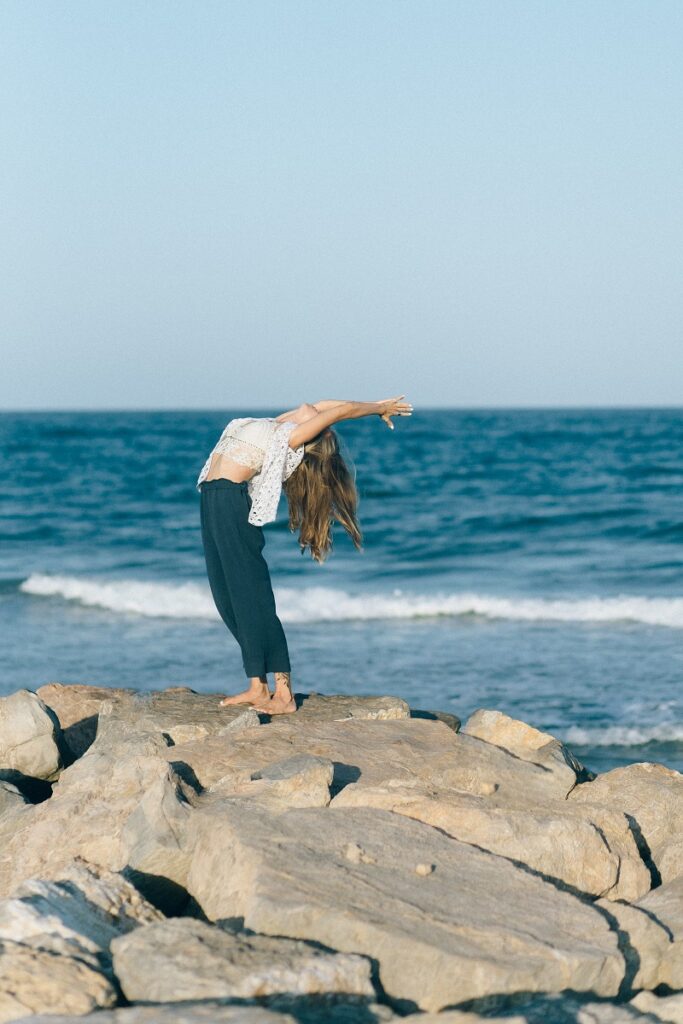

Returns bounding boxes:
[197,395,413,714]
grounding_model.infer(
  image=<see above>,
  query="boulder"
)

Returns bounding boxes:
[405,993,681,1021]
[462,708,594,789]
[0,941,117,1022]
[597,875,683,992]
[0,731,176,895]
[37,683,260,758]
[36,683,136,758]
[8,1005,302,1024]
[209,754,334,808]
[0,690,63,781]
[111,917,375,1001]
[289,692,410,722]
[569,761,683,884]
[630,990,683,1022]
[166,716,583,803]
[0,859,162,970]
[186,801,624,1011]
[332,781,650,901]
[121,769,198,913]
[0,780,28,817]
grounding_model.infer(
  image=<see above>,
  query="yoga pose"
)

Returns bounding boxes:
[197,396,413,714]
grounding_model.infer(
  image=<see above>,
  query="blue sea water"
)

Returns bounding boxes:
[1,408,681,774]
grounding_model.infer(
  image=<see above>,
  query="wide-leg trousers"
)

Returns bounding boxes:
[199,478,291,678]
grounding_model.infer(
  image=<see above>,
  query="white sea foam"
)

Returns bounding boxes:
[18,573,683,628]
[562,723,683,747]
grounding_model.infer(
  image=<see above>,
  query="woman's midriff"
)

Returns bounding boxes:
[204,452,256,484]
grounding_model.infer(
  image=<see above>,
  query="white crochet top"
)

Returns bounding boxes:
[196,417,305,526]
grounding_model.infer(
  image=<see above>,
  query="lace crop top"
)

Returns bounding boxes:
[196,417,305,527]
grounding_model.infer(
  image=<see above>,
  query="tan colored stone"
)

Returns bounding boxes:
[0,731,175,895]
[167,716,580,803]
[0,859,162,966]
[630,990,683,1022]
[1,1002,298,1024]
[209,753,334,808]
[186,802,624,1011]
[332,781,650,901]
[569,761,683,884]
[0,940,116,1022]
[290,692,410,722]
[463,707,593,788]
[593,876,683,995]
[111,917,374,1001]
[0,780,28,817]
[0,690,63,781]
[37,683,260,757]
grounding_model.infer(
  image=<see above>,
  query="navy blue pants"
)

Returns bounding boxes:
[199,478,291,678]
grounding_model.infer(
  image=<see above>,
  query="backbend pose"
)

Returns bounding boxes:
[196,396,413,714]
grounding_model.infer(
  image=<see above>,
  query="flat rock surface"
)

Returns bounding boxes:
[17,1007,301,1024]
[332,780,650,900]
[167,716,581,802]
[111,917,375,1001]
[607,874,683,991]
[186,801,624,1011]
[568,761,683,884]
[289,692,410,721]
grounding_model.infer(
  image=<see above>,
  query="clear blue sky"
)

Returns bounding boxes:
[1,0,681,410]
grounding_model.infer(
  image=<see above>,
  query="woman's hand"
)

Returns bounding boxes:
[376,395,413,430]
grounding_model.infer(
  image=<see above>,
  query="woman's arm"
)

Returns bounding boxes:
[287,396,412,448]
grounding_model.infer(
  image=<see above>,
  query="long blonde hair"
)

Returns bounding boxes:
[283,428,363,563]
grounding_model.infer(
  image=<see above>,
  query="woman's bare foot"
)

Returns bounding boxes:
[219,676,270,707]
[252,671,297,715]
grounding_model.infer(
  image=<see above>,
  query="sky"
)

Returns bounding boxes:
[1,0,681,410]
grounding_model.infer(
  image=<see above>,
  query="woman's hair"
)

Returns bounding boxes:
[283,428,363,563]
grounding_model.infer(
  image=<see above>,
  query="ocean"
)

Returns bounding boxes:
[2,407,681,775]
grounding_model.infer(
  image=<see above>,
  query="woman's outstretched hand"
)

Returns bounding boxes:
[376,395,413,430]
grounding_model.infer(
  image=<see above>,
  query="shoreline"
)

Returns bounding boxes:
[0,683,680,1021]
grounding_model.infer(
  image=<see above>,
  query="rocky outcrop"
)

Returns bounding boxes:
[0,690,63,781]
[569,761,683,885]
[0,683,680,1022]
[332,779,650,900]
[186,800,624,1011]
[111,917,375,1001]
[0,860,161,1023]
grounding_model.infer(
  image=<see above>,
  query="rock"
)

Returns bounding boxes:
[95,690,259,747]
[630,990,683,1022]
[111,916,375,1002]
[290,692,410,722]
[569,761,683,884]
[11,1005,301,1024]
[37,683,259,758]
[598,875,683,992]
[0,941,117,1022]
[0,780,28,816]
[0,690,63,781]
[332,781,651,901]
[121,769,198,913]
[36,683,136,758]
[462,708,594,789]
[0,859,162,971]
[404,993,676,1021]
[167,717,582,803]
[409,708,461,731]
[186,802,624,1011]
[209,754,334,808]
[0,731,176,895]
